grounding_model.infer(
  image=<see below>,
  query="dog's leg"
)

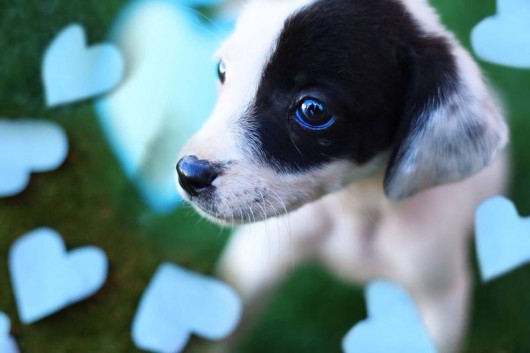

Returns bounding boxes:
[411,269,470,353]
[365,193,474,353]
[378,157,507,353]
[212,203,330,353]
[378,220,470,353]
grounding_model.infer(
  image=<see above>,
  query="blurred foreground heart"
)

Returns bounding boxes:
[9,228,108,324]
[95,1,234,212]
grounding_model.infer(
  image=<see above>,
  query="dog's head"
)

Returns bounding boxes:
[175,0,507,225]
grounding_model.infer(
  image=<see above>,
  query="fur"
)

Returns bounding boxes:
[176,0,509,352]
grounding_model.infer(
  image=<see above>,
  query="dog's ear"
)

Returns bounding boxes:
[383,42,508,200]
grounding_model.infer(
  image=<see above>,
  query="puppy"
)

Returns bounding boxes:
[175,0,509,352]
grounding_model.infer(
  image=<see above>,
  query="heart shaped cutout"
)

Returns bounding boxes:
[9,228,108,324]
[475,196,530,281]
[0,313,19,353]
[0,118,68,197]
[132,263,242,353]
[343,280,436,353]
[43,23,125,107]
[471,0,530,68]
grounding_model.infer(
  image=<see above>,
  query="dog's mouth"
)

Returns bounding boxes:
[193,201,259,226]
[185,185,292,226]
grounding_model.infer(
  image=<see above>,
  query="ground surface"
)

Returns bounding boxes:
[1,0,530,352]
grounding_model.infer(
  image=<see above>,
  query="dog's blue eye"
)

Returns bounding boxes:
[294,98,335,130]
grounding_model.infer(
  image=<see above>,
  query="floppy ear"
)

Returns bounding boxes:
[384,41,508,200]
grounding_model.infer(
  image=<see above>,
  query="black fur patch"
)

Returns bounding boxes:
[244,0,458,173]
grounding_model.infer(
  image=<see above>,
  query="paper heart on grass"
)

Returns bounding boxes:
[471,0,530,68]
[43,23,125,107]
[343,280,437,353]
[9,228,108,324]
[132,263,242,353]
[0,118,68,197]
[0,313,19,353]
[95,1,234,212]
[475,196,530,281]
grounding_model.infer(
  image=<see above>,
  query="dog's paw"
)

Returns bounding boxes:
[342,280,437,353]
[471,0,530,68]
[132,263,242,353]
[0,119,68,197]
[475,196,530,281]
[9,228,108,324]
[43,23,125,107]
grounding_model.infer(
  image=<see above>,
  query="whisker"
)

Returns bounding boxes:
[287,130,304,157]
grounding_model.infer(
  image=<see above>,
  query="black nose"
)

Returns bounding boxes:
[176,155,219,196]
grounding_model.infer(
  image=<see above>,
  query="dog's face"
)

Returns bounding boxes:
[176,0,507,225]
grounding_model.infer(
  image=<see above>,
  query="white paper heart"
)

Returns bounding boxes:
[132,263,242,353]
[475,196,530,281]
[471,0,530,68]
[343,281,436,353]
[0,118,68,197]
[43,23,125,107]
[0,313,19,353]
[9,228,108,324]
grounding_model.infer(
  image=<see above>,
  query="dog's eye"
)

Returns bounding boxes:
[294,98,335,131]
[217,60,226,84]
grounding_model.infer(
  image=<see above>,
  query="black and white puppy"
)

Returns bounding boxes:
[176,0,509,352]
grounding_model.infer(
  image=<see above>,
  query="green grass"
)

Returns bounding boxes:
[1,0,530,352]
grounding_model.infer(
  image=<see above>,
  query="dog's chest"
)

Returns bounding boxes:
[311,182,393,281]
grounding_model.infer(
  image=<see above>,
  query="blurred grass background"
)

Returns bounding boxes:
[1,0,530,352]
